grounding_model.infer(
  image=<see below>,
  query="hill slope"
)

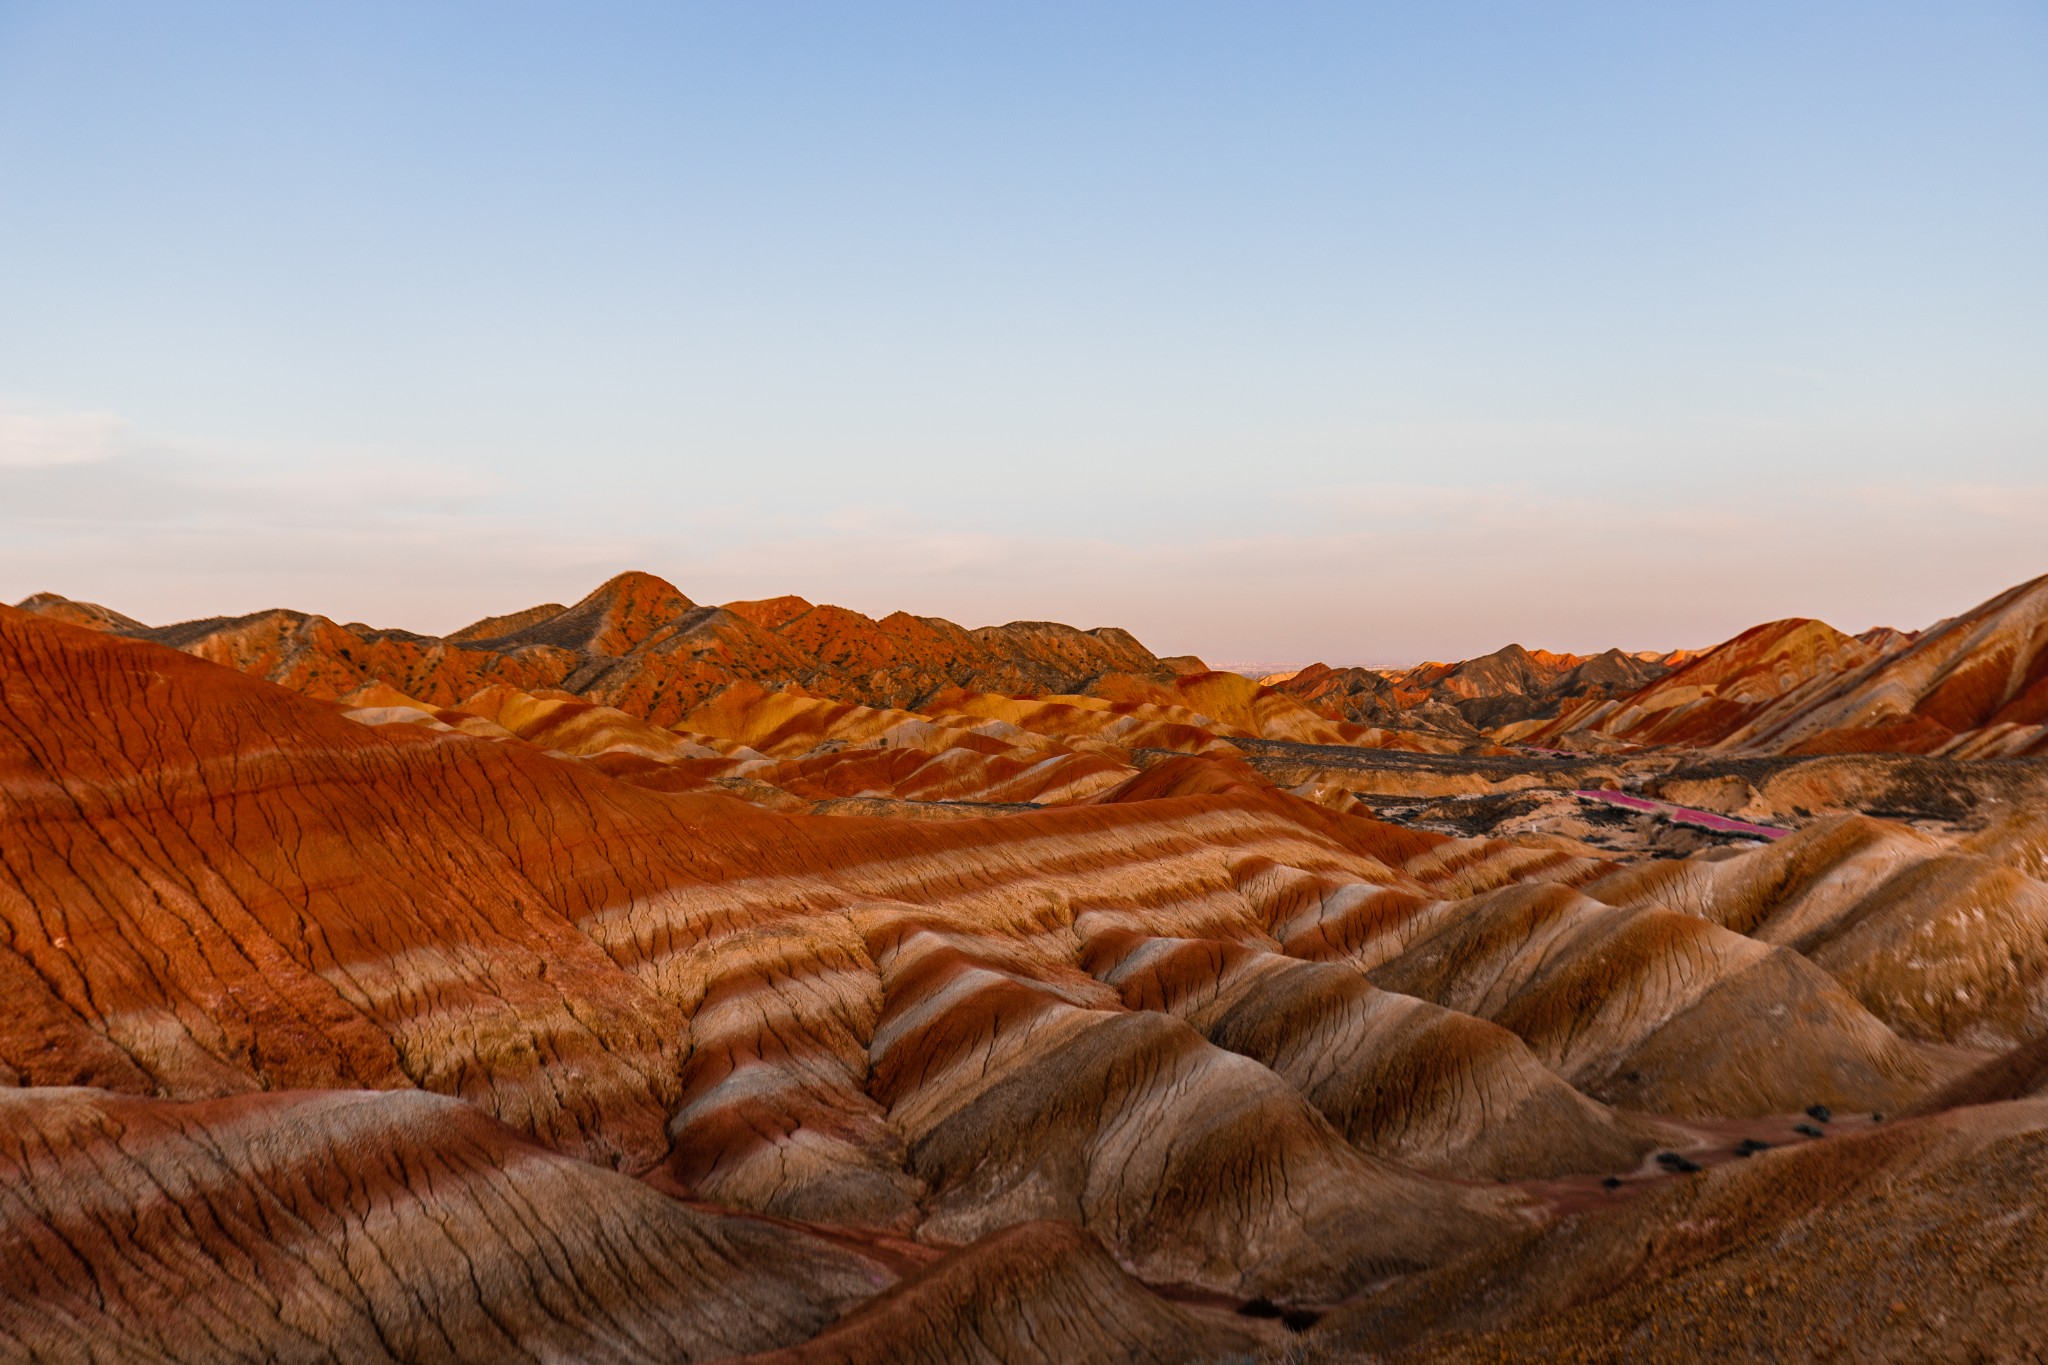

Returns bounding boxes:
[6,575,2048,1359]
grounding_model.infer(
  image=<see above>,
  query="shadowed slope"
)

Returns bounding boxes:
[728,1222,1260,1365]
[0,1087,893,1364]
[861,921,1522,1300]
[1590,813,2048,1048]
[1401,645,1679,732]
[1279,879,1929,1116]
[458,570,699,655]
[1316,1098,2048,1363]
[1086,670,1476,752]
[1082,925,1662,1179]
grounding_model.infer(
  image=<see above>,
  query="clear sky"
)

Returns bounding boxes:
[2,2,2043,664]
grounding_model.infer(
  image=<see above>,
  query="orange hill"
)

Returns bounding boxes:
[7,585,2048,1358]
[17,567,2048,776]
[1509,573,2048,757]
[18,570,1188,727]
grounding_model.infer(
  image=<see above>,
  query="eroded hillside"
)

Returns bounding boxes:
[4,574,2048,1362]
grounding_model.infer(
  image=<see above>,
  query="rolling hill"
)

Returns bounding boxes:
[3,571,2047,1361]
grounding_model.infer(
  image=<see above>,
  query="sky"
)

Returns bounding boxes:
[1,1,2044,665]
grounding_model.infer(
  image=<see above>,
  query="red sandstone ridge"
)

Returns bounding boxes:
[20,569,2048,763]
[1509,573,2048,757]
[16,570,1186,727]
[1505,618,1888,750]
[5,574,2048,1360]
[1264,644,1688,743]
[10,572,1510,825]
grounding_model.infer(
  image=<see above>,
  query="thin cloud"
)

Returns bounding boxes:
[4,406,2042,661]
[0,408,496,527]
[0,407,126,469]
[1857,482,2048,525]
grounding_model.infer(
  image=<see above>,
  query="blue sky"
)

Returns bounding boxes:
[2,2,2043,663]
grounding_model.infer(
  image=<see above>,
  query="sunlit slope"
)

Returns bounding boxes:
[1511,573,2048,757]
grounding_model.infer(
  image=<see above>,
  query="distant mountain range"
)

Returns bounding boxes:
[20,568,2047,762]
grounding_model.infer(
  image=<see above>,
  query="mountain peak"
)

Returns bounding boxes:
[457,571,699,656]
[12,593,148,634]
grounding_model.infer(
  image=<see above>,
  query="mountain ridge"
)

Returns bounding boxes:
[5,574,2048,1359]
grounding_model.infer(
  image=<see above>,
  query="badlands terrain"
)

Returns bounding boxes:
[3,569,2048,1362]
